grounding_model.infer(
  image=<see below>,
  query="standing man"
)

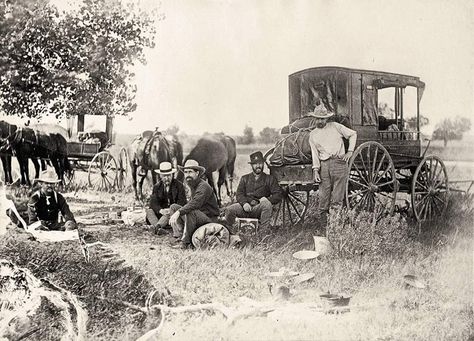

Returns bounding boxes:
[169,159,219,249]
[224,151,282,230]
[308,109,357,232]
[146,161,187,235]
[27,170,76,231]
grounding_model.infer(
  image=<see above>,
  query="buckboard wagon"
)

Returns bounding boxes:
[64,114,128,191]
[265,66,452,225]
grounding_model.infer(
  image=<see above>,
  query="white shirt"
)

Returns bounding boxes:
[309,122,357,170]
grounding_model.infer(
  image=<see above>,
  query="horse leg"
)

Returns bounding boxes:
[131,163,139,200]
[5,155,13,184]
[151,170,157,185]
[217,167,227,204]
[139,170,147,201]
[31,158,40,179]
[207,171,220,206]
[40,158,47,171]
[18,157,30,186]
[1,156,11,184]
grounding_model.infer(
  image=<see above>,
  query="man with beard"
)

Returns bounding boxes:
[168,159,219,249]
[146,161,187,235]
[224,151,282,230]
[308,109,357,232]
[27,170,76,231]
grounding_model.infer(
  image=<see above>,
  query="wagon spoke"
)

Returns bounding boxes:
[285,198,295,224]
[432,194,447,206]
[273,201,282,226]
[371,145,378,182]
[376,179,395,188]
[415,180,429,191]
[289,192,305,205]
[287,196,303,220]
[348,188,369,198]
[353,163,369,185]
[372,153,387,183]
[349,177,370,189]
[430,159,439,183]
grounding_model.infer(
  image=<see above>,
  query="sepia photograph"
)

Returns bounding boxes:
[0,0,472,340]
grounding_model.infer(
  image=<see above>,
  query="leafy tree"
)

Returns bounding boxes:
[406,115,429,130]
[259,127,280,144]
[165,124,179,136]
[239,125,255,144]
[0,0,156,121]
[432,116,471,147]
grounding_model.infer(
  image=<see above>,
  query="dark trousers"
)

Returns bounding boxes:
[169,204,216,244]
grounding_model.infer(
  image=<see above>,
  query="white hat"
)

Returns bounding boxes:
[34,169,61,184]
[179,159,206,174]
[311,106,334,119]
[154,161,177,175]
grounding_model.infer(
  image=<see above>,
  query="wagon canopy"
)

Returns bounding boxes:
[289,67,425,126]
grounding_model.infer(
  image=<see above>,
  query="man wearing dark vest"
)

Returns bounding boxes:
[27,170,76,231]
[224,151,282,230]
[169,159,219,249]
[146,161,187,235]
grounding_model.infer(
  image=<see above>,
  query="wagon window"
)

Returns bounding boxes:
[378,88,396,120]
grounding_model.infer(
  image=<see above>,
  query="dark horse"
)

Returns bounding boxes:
[0,121,49,184]
[185,134,236,204]
[129,130,183,200]
[3,127,71,186]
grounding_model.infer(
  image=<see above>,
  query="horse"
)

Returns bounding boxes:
[4,127,71,186]
[0,120,51,185]
[185,134,236,205]
[129,130,183,200]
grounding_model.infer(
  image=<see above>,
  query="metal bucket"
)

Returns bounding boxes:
[313,236,332,255]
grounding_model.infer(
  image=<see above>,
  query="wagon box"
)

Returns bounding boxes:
[266,67,449,225]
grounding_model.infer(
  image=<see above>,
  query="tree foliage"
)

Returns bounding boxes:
[406,115,429,130]
[258,127,280,144]
[0,0,156,120]
[238,125,255,145]
[432,116,471,147]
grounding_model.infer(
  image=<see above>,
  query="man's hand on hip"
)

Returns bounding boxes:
[342,151,354,162]
[243,203,252,212]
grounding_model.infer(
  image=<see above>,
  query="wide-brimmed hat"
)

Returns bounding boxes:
[34,169,62,184]
[154,161,177,175]
[311,105,334,119]
[179,159,205,174]
[248,151,265,164]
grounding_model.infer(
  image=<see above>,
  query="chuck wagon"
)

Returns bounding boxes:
[64,114,128,191]
[265,66,449,225]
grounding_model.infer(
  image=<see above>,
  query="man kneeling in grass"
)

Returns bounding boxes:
[146,162,187,235]
[169,160,219,249]
[27,170,76,231]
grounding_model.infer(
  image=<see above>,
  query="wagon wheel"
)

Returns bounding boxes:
[411,155,449,222]
[273,186,311,227]
[346,141,397,217]
[116,147,129,190]
[88,151,118,191]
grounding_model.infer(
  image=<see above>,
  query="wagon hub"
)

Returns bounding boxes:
[368,183,379,192]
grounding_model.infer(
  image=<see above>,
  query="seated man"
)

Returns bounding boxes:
[27,170,76,231]
[146,161,187,235]
[225,151,282,230]
[169,159,219,249]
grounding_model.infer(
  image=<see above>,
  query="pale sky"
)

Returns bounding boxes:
[116,0,473,136]
[4,0,474,136]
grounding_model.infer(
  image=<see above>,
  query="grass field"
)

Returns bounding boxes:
[1,135,473,340]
